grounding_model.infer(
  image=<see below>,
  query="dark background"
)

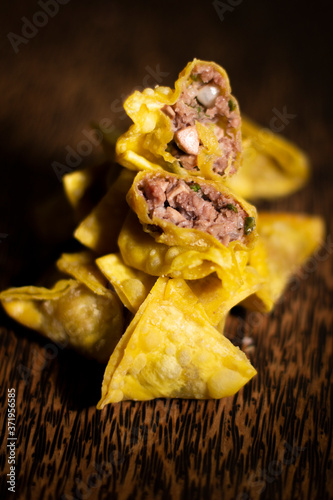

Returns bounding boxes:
[0,0,332,289]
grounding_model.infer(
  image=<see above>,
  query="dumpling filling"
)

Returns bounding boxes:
[139,174,254,246]
[162,63,241,175]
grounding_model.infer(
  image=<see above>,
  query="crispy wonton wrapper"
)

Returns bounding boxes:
[74,168,135,255]
[96,253,156,314]
[96,252,262,331]
[226,117,310,200]
[127,170,258,252]
[242,212,325,312]
[118,211,247,290]
[115,59,242,180]
[187,266,263,330]
[56,250,112,296]
[1,254,124,363]
[97,277,256,405]
[63,161,118,222]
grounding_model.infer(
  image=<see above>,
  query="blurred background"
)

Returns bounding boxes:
[0,0,332,289]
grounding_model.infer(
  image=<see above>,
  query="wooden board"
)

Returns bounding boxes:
[2,180,332,500]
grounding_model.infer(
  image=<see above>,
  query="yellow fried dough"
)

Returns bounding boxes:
[97,277,256,405]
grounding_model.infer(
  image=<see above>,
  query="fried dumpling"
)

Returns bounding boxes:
[97,277,256,406]
[96,253,156,314]
[74,168,135,255]
[1,253,124,363]
[226,116,310,200]
[242,212,325,312]
[115,59,242,180]
[127,170,258,251]
[118,211,245,291]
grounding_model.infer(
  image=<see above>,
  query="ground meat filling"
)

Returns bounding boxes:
[162,64,241,175]
[139,175,251,246]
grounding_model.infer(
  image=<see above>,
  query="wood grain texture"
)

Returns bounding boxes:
[0,185,332,500]
[0,236,332,500]
[0,1,332,499]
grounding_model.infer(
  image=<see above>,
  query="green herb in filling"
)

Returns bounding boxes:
[226,203,238,213]
[244,216,256,235]
[228,99,236,112]
[194,97,203,114]
[190,183,201,192]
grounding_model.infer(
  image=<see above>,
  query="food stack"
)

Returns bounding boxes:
[0,59,324,406]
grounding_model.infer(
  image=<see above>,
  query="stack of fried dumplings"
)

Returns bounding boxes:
[0,59,324,406]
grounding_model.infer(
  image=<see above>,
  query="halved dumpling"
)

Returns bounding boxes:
[115,59,242,180]
[127,170,257,251]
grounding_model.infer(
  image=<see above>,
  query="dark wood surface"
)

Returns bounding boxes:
[0,1,332,499]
